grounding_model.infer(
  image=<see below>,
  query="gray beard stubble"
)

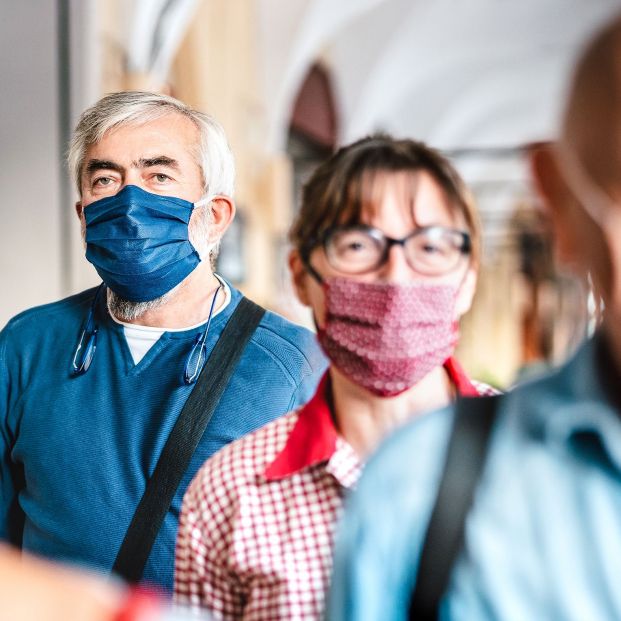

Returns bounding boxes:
[106,288,174,322]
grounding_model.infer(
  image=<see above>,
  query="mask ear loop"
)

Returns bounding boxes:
[301,246,325,285]
[191,194,219,262]
[193,193,216,209]
[184,276,224,384]
[71,283,105,376]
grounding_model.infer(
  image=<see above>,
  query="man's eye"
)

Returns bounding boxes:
[154,173,171,183]
[93,177,114,187]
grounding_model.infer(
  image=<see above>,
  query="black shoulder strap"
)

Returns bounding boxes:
[112,297,266,584]
[408,394,500,621]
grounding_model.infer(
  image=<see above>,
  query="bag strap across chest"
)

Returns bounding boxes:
[408,394,500,620]
[112,296,266,584]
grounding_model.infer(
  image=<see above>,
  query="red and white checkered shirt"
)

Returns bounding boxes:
[174,359,495,620]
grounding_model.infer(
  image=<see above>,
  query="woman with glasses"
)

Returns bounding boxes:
[174,135,494,620]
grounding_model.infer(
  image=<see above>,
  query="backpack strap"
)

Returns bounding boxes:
[408,394,500,620]
[112,297,266,584]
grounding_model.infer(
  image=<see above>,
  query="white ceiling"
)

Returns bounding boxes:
[120,0,621,190]
[122,0,621,160]
[257,0,621,156]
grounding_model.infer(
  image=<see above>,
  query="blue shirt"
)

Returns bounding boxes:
[329,335,621,620]
[0,283,326,591]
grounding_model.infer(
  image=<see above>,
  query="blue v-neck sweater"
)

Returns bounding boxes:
[0,284,326,591]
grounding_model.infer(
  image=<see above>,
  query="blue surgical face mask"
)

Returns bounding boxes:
[84,185,212,302]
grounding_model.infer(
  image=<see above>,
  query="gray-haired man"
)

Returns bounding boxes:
[0,91,326,591]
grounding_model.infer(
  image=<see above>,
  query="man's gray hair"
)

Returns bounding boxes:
[67,90,235,197]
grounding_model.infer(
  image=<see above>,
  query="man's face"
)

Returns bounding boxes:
[78,112,204,215]
[560,147,621,315]
[532,142,619,317]
[75,112,222,318]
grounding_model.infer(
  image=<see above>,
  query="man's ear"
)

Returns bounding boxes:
[75,201,84,220]
[530,143,571,209]
[289,249,311,307]
[454,267,477,318]
[529,143,578,267]
[206,196,235,243]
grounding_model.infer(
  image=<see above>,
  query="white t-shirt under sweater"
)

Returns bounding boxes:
[110,278,231,364]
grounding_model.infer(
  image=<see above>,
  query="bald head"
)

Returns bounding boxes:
[527,11,621,350]
[563,14,621,188]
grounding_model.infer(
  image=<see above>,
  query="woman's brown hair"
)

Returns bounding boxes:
[289,134,481,267]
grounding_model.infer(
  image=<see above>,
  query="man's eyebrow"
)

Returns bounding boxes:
[85,159,124,175]
[135,156,180,169]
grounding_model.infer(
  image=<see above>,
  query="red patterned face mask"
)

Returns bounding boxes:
[317,277,460,397]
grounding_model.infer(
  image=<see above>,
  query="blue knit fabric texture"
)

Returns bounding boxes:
[0,283,327,591]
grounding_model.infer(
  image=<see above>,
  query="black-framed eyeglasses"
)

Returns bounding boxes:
[303,225,471,279]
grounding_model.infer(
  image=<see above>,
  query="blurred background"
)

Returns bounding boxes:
[1,0,619,387]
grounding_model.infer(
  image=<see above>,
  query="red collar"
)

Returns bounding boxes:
[263,357,479,481]
[264,373,336,481]
[443,356,480,397]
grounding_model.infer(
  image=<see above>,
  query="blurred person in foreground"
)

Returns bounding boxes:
[173,135,495,619]
[328,14,621,621]
[0,544,209,621]
[0,91,325,592]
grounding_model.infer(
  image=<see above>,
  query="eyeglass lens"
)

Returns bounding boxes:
[325,227,469,275]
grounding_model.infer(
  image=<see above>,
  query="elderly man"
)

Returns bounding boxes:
[0,91,326,592]
[328,13,621,621]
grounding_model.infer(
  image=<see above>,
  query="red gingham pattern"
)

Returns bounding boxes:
[174,365,496,620]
